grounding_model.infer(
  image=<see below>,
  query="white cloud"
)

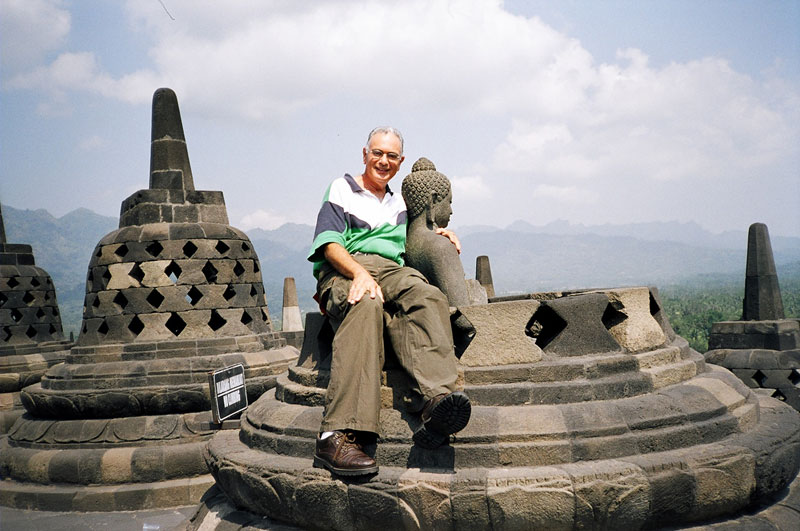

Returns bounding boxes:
[0,0,70,74]
[239,209,289,231]
[531,184,594,204]
[451,175,491,201]
[78,135,109,151]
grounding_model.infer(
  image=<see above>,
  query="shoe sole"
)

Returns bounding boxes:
[413,391,471,449]
[313,456,378,477]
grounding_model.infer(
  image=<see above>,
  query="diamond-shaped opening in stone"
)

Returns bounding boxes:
[22,291,35,305]
[114,244,129,258]
[145,241,164,257]
[8,277,19,288]
[602,302,627,330]
[128,315,145,336]
[146,289,165,309]
[10,308,23,322]
[165,312,187,336]
[202,261,218,283]
[97,320,109,335]
[261,309,268,322]
[253,260,260,273]
[186,286,203,306]
[649,291,660,316]
[36,308,46,319]
[165,261,182,284]
[113,291,129,310]
[2,327,11,341]
[241,309,253,325]
[790,369,800,387]
[26,325,37,339]
[53,307,59,316]
[771,389,787,401]
[525,305,567,350]
[92,295,101,308]
[208,309,227,331]
[183,241,198,258]
[233,261,245,277]
[102,268,112,286]
[82,323,88,334]
[129,263,145,283]
[215,241,230,255]
[96,247,103,258]
[241,242,250,252]
[44,293,51,302]
[48,324,57,335]
[46,278,52,286]
[31,278,41,287]
[223,284,236,301]
[249,285,257,298]
[0,292,7,307]
[753,369,768,387]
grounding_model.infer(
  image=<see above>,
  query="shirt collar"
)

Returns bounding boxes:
[344,173,393,195]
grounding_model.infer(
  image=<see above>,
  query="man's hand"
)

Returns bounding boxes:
[435,228,461,254]
[349,268,384,304]
[323,242,384,304]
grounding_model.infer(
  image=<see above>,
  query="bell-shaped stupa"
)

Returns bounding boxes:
[0,204,71,433]
[0,88,298,511]
[204,279,800,528]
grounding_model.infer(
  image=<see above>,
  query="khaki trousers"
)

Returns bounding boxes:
[317,254,458,434]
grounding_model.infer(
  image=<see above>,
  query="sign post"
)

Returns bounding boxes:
[208,364,247,424]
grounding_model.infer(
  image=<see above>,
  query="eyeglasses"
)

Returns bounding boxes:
[368,149,402,162]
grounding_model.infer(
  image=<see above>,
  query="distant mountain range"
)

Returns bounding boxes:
[3,204,799,336]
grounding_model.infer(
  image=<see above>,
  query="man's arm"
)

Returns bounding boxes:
[322,242,384,304]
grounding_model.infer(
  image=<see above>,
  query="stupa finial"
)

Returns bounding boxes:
[743,222,785,320]
[149,87,194,191]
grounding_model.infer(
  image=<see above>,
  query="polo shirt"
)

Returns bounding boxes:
[308,173,407,278]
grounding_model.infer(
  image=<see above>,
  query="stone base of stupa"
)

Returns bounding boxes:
[202,287,800,530]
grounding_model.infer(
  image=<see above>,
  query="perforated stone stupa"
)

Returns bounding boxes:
[706,222,800,410]
[0,204,71,433]
[0,88,298,511]
[204,283,800,529]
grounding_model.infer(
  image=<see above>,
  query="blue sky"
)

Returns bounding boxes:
[2,0,799,236]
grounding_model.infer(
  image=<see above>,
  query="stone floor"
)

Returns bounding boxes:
[2,471,798,530]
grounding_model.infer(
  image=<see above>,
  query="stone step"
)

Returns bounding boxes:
[631,344,682,369]
[641,351,704,389]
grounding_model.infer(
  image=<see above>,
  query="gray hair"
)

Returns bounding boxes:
[366,126,404,154]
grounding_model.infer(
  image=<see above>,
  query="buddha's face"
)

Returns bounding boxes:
[432,189,453,228]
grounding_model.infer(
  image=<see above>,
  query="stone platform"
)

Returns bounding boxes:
[204,286,800,529]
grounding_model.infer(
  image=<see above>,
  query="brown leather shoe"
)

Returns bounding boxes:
[314,431,378,477]
[413,391,471,449]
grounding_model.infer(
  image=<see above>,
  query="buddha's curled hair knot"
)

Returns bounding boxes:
[402,157,451,218]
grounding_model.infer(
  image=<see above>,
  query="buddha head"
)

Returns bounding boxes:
[401,158,453,228]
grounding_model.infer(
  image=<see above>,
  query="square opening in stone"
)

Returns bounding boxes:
[11,308,23,322]
[128,315,145,335]
[215,241,230,255]
[202,261,218,283]
[113,291,129,309]
[208,309,227,331]
[129,263,145,283]
[8,277,19,288]
[183,241,198,258]
[241,309,253,325]
[115,244,129,258]
[223,284,236,301]
[186,286,203,306]
[146,241,164,257]
[526,305,567,350]
[162,261,181,284]
[26,325,37,339]
[602,302,627,329]
[754,369,768,387]
[97,320,109,335]
[233,261,245,277]
[146,289,165,308]
[166,312,187,336]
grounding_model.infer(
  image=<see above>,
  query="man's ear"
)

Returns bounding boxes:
[363,147,368,164]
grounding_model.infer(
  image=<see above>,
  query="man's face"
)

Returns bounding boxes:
[362,133,405,190]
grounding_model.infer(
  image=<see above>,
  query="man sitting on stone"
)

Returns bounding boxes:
[308,126,471,477]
